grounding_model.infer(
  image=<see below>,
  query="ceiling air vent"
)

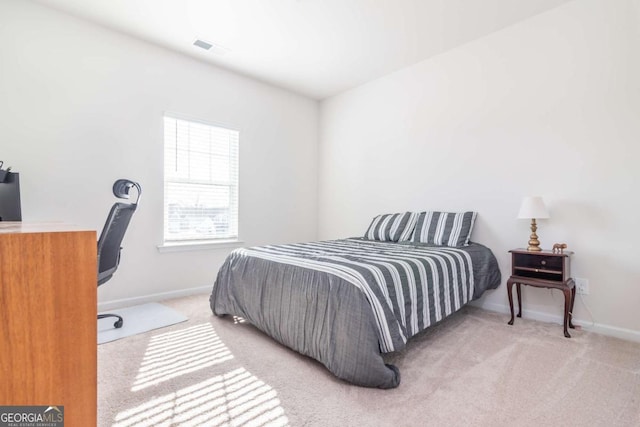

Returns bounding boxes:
[193,39,213,50]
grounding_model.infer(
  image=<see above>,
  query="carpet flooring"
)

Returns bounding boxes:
[98,294,640,427]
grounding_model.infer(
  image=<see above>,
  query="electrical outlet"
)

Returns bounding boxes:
[575,277,589,295]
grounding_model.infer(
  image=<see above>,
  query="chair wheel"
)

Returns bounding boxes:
[114,319,123,329]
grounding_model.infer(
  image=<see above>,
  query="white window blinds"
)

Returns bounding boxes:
[163,115,239,243]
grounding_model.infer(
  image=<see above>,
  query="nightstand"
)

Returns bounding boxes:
[506,248,576,338]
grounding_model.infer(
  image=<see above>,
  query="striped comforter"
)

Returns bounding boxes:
[211,238,501,388]
[237,239,474,353]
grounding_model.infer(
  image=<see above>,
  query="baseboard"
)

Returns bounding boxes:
[98,285,211,311]
[471,300,640,344]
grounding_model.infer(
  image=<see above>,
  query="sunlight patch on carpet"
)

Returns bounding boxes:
[233,315,247,324]
[131,323,234,391]
[115,367,289,427]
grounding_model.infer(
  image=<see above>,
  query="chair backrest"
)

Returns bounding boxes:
[97,179,141,286]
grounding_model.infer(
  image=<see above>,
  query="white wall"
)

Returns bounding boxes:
[319,0,640,337]
[0,0,318,305]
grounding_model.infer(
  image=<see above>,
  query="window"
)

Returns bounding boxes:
[163,115,239,244]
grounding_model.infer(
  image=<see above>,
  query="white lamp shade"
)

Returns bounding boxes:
[517,196,550,219]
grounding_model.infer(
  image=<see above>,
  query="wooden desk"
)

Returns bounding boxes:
[0,222,97,426]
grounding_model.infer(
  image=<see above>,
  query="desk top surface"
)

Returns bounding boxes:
[0,222,94,234]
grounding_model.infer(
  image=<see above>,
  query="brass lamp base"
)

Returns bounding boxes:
[527,218,542,252]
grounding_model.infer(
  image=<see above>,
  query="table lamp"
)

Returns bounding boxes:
[517,196,549,252]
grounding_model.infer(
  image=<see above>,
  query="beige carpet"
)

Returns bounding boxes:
[98,294,640,427]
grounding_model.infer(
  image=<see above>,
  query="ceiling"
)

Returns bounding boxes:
[34,0,572,100]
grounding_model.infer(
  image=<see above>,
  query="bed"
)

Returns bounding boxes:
[210,230,501,388]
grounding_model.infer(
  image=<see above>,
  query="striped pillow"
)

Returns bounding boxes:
[398,212,419,241]
[411,211,477,247]
[364,212,417,242]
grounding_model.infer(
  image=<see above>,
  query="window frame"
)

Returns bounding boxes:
[159,113,241,251]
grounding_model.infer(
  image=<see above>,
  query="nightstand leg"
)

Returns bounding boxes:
[507,279,515,325]
[516,283,522,318]
[562,288,572,338]
[569,282,576,329]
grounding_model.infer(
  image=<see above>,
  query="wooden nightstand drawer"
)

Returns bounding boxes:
[513,252,563,271]
[510,249,572,283]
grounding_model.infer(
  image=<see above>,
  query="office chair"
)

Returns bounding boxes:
[97,179,141,329]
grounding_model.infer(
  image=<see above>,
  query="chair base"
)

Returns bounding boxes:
[98,313,123,329]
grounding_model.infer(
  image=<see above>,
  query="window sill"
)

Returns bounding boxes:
[157,240,244,253]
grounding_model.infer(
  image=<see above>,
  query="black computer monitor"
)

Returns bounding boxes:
[0,172,22,221]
